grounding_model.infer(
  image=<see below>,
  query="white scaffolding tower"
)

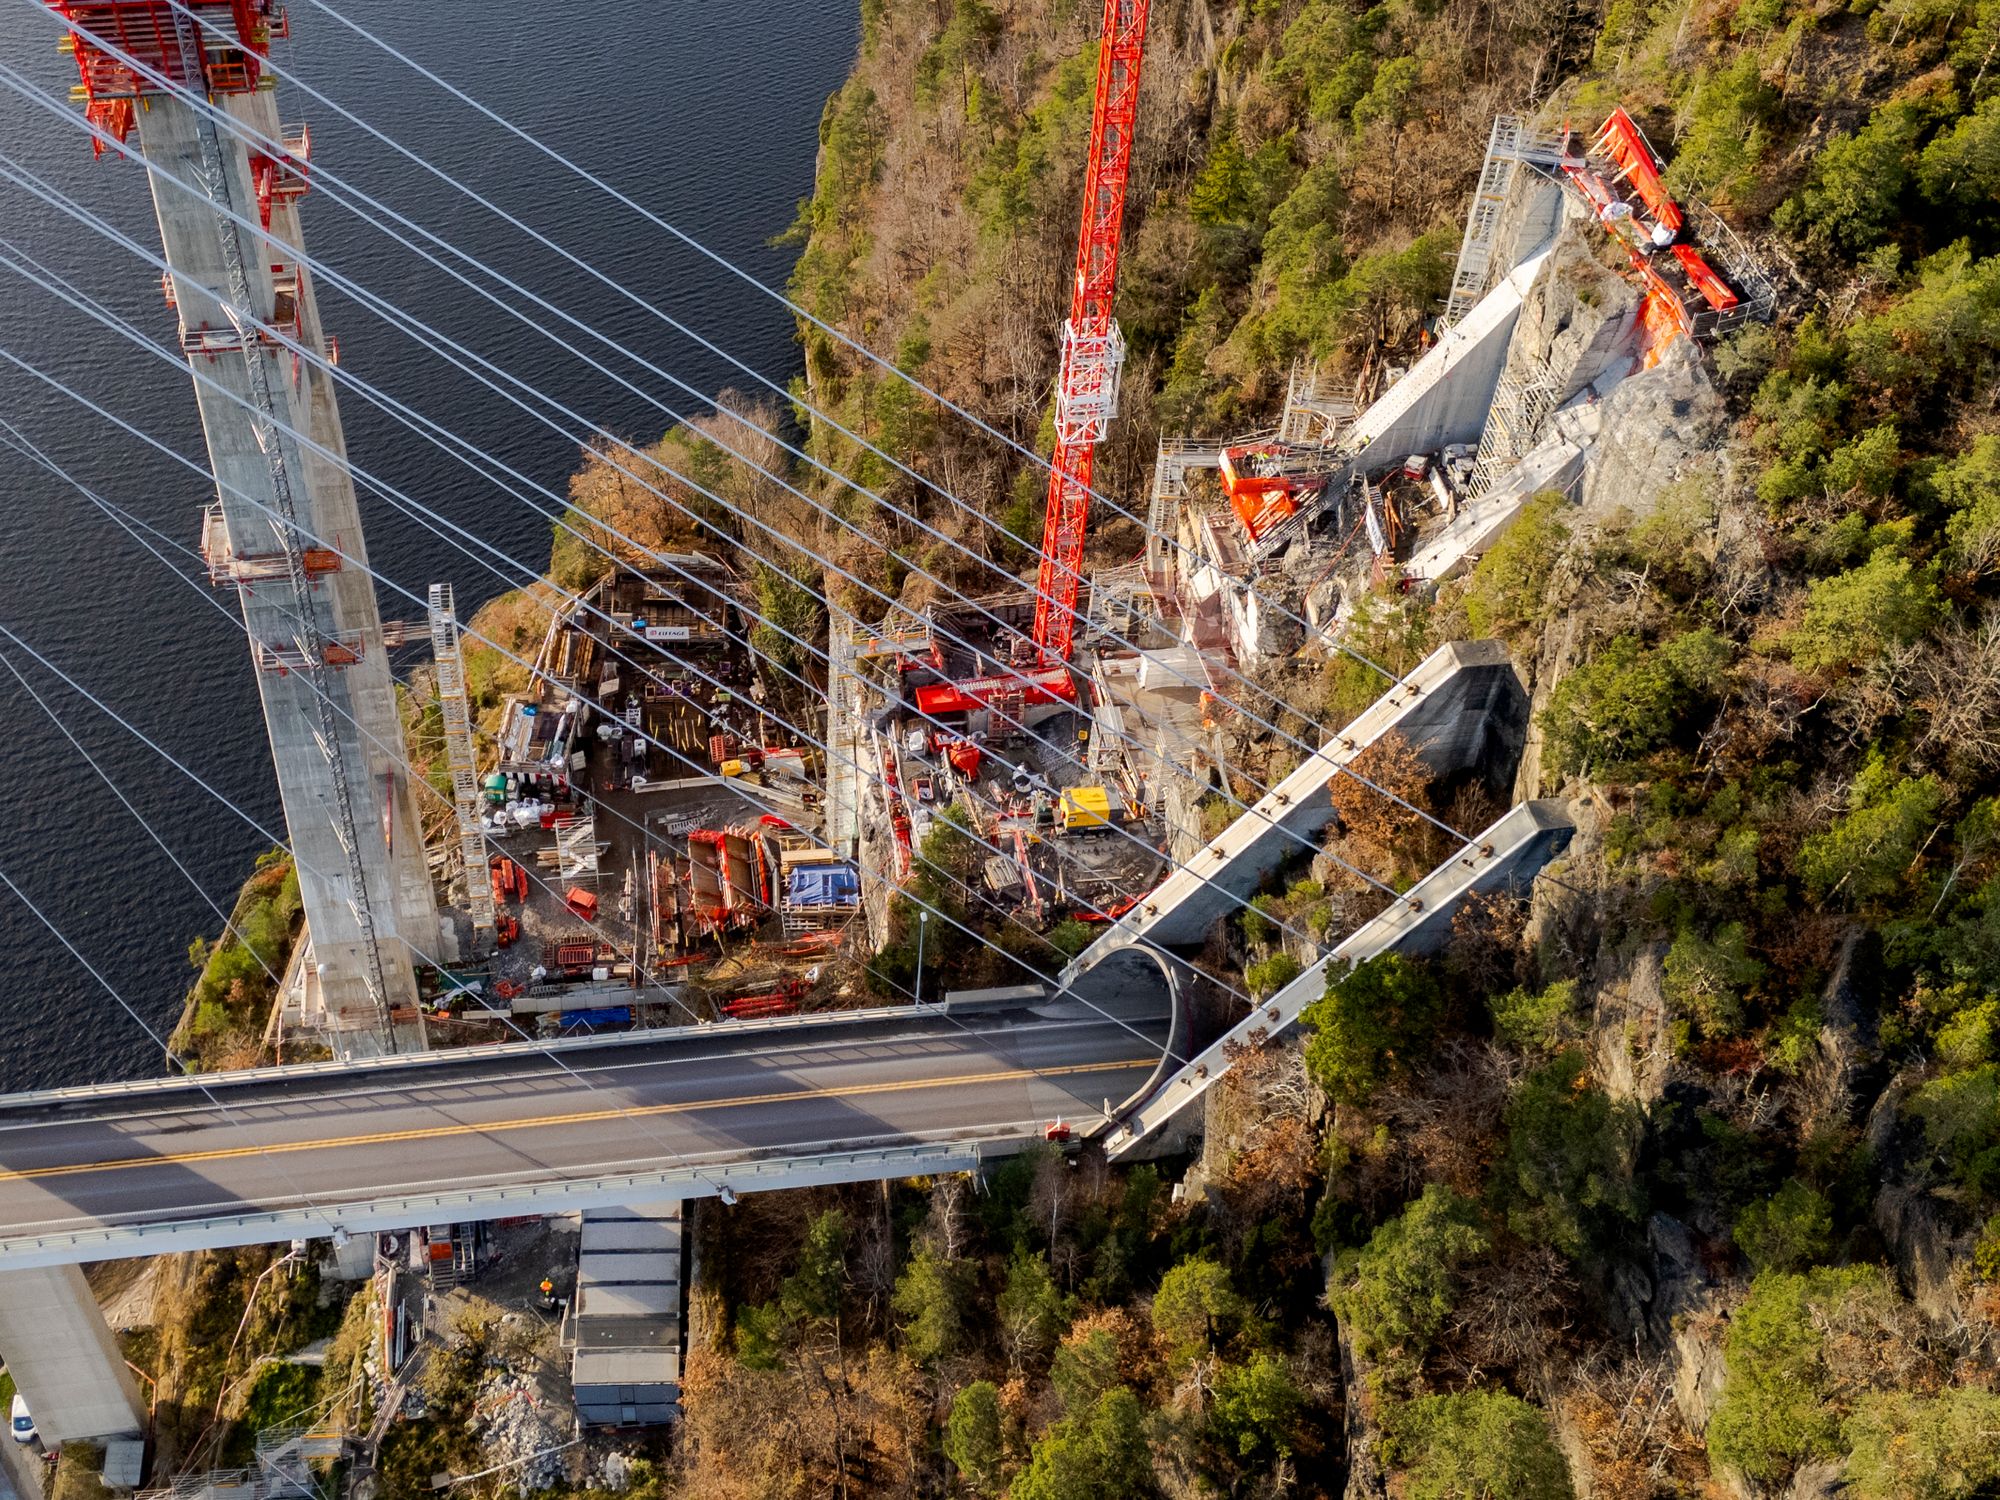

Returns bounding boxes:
[1441,115,1567,331]
[428,583,494,953]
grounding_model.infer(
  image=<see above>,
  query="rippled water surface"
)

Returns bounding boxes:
[0,0,856,1088]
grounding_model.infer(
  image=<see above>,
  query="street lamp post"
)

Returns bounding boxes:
[915,911,930,1007]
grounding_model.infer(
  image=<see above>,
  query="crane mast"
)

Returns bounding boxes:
[1031,0,1150,662]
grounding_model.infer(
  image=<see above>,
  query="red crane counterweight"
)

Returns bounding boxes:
[1032,0,1151,663]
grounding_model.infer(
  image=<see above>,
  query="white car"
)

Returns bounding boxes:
[9,1393,32,1444]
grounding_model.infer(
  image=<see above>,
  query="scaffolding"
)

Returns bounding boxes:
[1145,439,1229,582]
[1441,115,1566,330]
[1469,349,1567,496]
[429,583,494,953]
[133,1421,343,1500]
[1278,359,1358,446]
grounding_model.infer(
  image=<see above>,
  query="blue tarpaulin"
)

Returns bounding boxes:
[788,863,860,907]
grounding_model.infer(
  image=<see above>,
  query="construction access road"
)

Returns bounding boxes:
[0,978,1174,1269]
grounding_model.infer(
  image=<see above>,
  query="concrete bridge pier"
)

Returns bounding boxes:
[0,1263,145,1444]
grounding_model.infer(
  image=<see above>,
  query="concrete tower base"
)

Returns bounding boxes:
[0,1264,144,1443]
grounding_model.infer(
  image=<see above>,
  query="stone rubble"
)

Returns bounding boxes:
[471,1368,574,1492]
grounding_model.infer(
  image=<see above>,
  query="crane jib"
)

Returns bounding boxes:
[1032,0,1151,664]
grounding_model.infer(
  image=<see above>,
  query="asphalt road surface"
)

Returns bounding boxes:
[0,991,1171,1260]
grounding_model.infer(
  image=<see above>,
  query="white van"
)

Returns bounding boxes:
[9,1392,32,1444]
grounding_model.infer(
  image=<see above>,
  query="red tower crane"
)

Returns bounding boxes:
[1031,0,1150,663]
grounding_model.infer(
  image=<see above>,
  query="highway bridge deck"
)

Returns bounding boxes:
[0,989,1171,1268]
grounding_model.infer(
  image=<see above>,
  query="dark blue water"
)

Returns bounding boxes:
[0,0,857,1089]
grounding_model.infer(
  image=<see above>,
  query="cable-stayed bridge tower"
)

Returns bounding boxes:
[46,0,438,1051]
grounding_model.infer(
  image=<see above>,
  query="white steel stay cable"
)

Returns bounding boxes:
[154,0,1408,733]
[0,434,864,1209]
[0,56,1333,881]
[123,11,1437,826]
[0,153,1371,986]
[0,329,1200,1075]
[0,426,700,1028]
[0,421,764,1074]
[0,398,1185,1163]
[0,427,292,1008]
[289,0,1415,692]
[0,473,1124,1236]
[0,116,1341,961]
[0,52,1456,957]
[0,23,1456,862]
[0,306,1203,1085]
[0,227,1301,1022]
[0,843,366,1242]
[0,329,710,1032]
[0,617,751,1213]
[0,603,289,1010]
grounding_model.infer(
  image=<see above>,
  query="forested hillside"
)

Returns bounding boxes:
[586,0,2000,1495]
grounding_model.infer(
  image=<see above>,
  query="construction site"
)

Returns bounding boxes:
[0,0,1788,1489]
[292,66,1775,1054]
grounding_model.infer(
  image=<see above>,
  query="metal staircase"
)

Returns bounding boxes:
[134,1423,345,1500]
[1442,115,1567,330]
[1469,348,1567,496]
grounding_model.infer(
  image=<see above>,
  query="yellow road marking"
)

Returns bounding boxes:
[0,1057,1154,1183]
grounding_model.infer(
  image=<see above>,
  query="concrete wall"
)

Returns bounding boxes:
[0,1264,143,1442]
[1403,436,1587,586]
[1105,798,1575,1154]
[1340,247,1554,469]
[1063,640,1528,961]
[138,92,438,1047]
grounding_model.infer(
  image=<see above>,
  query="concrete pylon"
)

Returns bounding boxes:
[0,1264,144,1443]
[134,88,439,1050]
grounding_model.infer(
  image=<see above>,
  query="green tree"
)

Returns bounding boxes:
[1190,130,1253,227]
[1775,101,1925,257]
[1783,551,1943,674]
[1209,1353,1307,1463]
[997,1250,1071,1371]
[1541,629,1733,778]
[1733,1179,1835,1272]
[1052,1324,1122,1415]
[1302,954,1446,1106]
[1350,54,1422,138]
[1151,1257,1250,1368]
[1908,1064,2000,1195]
[943,1380,1006,1496]
[1328,1185,1488,1368]
[1662,921,1765,1038]
[1011,1387,1153,1500]
[1918,96,2000,217]
[1245,952,1302,998]
[1156,285,1230,433]
[1708,1265,1905,1486]
[751,563,823,673]
[1273,0,1379,123]
[1463,491,1570,638]
[1845,1389,2000,1500]
[1254,157,1353,356]
[1665,54,1778,203]
[1489,979,1584,1055]
[1493,1051,1643,1260]
[780,1209,848,1329]
[1845,244,2000,394]
[892,1245,973,1365]
[1384,1392,1575,1500]
[1938,434,2000,576]
[1798,755,1947,906]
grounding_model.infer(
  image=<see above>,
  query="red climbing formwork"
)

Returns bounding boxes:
[44,1,285,152]
[1557,107,1771,358]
